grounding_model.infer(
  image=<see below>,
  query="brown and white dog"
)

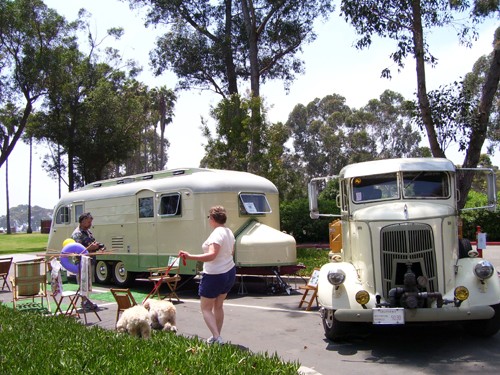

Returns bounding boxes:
[143,299,177,332]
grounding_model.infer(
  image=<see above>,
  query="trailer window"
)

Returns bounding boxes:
[55,206,70,224]
[159,194,181,216]
[74,204,83,222]
[352,173,398,203]
[403,171,449,198]
[139,197,154,218]
[239,193,271,214]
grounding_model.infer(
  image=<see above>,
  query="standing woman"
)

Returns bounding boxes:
[179,206,236,344]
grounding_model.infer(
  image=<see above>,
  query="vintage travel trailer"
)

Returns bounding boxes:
[308,158,500,341]
[47,168,298,286]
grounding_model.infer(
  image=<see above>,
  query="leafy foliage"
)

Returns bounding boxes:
[460,190,500,241]
[280,198,338,243]
[131,0,334,97]
[0,0,75,169]
[286,91,423,181]
[201,94,306,200]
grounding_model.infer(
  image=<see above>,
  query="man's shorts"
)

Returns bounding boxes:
[199,266,236,298]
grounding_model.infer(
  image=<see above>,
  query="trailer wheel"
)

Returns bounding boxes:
[94,260,111,284]
[112,261,134,287]
[322,309,351,342]
[464,303,500,337]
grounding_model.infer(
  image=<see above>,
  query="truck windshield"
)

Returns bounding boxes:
[403,171,449,198]
[352,173,398,203]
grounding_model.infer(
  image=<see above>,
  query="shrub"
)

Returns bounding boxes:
[460,191,500,241]
[280,198,338,243]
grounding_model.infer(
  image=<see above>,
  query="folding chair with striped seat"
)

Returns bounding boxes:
[10,258,51,312]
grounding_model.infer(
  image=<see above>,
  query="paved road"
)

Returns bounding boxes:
[2,246,500,375]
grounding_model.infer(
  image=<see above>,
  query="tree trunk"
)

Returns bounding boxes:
[457,40,500,209]
[5,159,11,235]
[241,0,263,173]
[224,0,238,95]
[27,137,33,234]
[411,0,445,158]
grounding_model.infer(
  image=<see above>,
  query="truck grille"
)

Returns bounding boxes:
[380,223,437,298]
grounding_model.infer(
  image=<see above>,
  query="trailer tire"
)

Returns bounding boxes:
[322,309,351,342]
[463,303,500,337]
[458,238,472,259]
[112,261,135,287]
[95,260,111,284]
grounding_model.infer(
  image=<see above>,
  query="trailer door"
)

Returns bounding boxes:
[137,190,159,268]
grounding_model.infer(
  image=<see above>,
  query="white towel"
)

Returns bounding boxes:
[80,255,92,296]
[50,259,63,297]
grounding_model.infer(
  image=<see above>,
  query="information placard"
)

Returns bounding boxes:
[373,308,405,325]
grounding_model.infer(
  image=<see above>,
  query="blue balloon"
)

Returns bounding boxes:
[60,242,88,274]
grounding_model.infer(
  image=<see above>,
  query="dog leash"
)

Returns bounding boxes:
[142,255,186,304]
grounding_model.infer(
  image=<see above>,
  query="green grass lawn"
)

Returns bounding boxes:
[0,305,300,374]
[0,233,48,254]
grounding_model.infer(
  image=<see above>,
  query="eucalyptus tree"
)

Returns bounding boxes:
[201,93,304,200]
[0,0,75,168]
[286,91,422,180]
[340,0,499,208]
[362,90,422,158]
[128,0,334,97]
[125,0,334,172]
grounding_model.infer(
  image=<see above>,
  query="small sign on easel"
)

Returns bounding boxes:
[307,269,320,287]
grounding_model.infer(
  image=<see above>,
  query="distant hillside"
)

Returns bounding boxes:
[0,205,52,232]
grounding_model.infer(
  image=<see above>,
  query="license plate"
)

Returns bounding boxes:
[373,308,405,325]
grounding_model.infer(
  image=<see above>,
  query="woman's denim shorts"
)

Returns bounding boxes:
[199,266,236,298]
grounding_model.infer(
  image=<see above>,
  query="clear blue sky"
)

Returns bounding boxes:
[0,0,498,215]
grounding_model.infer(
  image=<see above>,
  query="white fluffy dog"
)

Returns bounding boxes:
[116,305,152,339]
[143,299,177,332]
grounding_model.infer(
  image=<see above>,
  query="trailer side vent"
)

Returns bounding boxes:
[111,236,124,250]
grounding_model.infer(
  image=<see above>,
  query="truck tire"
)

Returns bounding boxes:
[322,309,351,342]
[112,261,135,287]
[464,303,500,337]
[458,238,472,259]
[94,260,111,284]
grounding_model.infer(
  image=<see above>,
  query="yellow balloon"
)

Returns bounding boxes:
[62,238,75,248]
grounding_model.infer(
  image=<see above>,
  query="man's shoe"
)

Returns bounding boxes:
[82,300,98,311]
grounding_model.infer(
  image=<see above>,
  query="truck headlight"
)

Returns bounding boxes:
[473,260,494,280]
[327,269,346,286]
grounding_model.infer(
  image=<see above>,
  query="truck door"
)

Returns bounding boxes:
[136,189,159,268]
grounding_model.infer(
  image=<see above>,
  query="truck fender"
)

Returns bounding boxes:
[454,257,500,306]
[317,262,362,310]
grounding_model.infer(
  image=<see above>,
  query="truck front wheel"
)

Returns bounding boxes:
[464,303,500,337]
[322,308,351,342]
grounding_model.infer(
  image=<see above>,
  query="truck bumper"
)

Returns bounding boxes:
[334,305,495,323]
